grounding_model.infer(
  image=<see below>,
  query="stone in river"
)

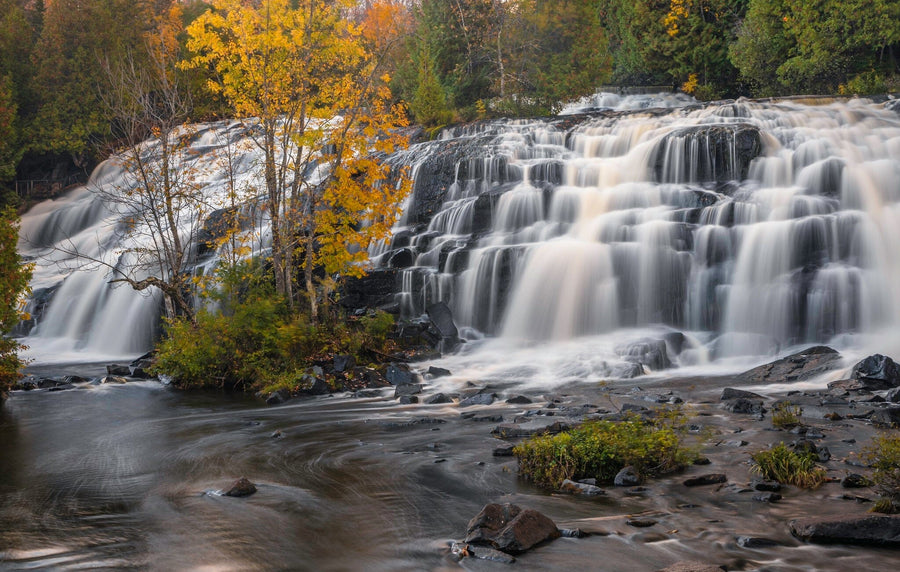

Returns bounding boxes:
[465,503,560,554]
[223,477,257,497]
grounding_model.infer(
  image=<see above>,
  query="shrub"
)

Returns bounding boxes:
[772,402,802,429]
[864,435,900,514]
[751,443,827,489]
[513,413,694,489]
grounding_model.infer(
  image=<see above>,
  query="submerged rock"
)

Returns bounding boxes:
[656,561,726,572]
[464,503,560,554]
[559,479,606,496]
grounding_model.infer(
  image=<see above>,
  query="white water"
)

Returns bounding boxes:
[377,96,900,386]
[17,96,900,386]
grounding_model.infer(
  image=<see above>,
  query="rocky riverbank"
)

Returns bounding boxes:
[10,346,900,570]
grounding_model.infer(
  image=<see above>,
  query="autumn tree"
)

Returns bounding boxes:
[0,208,32,394]
[185,0,410,321]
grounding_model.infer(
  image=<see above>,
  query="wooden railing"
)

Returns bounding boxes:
[15,174,86,198]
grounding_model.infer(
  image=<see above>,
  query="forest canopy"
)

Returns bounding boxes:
[0,0,896,192]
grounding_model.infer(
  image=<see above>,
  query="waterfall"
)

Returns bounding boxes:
[17,95,900,378]
[377,95,900,379]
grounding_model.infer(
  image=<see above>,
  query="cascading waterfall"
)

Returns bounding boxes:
[374,95,900,380]
[16,95,900,380]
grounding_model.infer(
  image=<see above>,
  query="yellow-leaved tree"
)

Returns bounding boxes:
[184,0,410,321]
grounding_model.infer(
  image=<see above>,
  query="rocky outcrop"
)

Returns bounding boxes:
[789,514,900,546]
[850,354,900,390]
[223,477,257,497]
[652,123,762,183]
[737,346,841,383]
[464,503,560,554]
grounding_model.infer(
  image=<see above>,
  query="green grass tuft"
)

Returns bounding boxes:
[751,443,827,488]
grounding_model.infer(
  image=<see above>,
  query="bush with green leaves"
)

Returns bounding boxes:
[513,413,694,489]
[864,435,900,514]
[751,443,827,488]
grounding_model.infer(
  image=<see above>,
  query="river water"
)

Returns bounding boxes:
[2,370,899,571]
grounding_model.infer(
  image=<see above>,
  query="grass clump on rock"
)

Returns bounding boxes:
[864,434,900,514]
[513,413,694,489]
[751,443,827,489]
[771,402,802,429]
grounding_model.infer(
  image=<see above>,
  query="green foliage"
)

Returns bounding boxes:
[409,49,453,129]
[513,412,694,489]
[864,435,900,513]
[153,261,397,391]
[0,207,32,392]
[840,71,888,96]
[751,443,827,488]
[772,402,802,429]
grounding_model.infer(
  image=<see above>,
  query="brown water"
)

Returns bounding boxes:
[2,376,900,571]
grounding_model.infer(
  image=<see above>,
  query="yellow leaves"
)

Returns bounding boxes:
[664,0,691,37]
[681,73,699,94]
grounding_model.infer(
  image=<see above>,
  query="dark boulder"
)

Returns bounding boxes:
[841,473,871,488]
[491,420,571,439]
[459,392,496,407]
[387,247,416,269]
[426,301,460,352]
[683,474,727,487]
[394,383,423,398]
[614,466,642,487]
[850,354,900,390]
[464,503,560,554]
[789,514,900,546]
[427,366,452,378]
[297,375,329,396]
[424,393,453,404]
[506,395,533,404]
[738,346,841,383]
[223,477,257,497]
[106,364,131,376]
[333,355,356,373]
[338,268,398,311]
[721,387,763,400]
[385,364,418,386]
[616,338,672,371]
[266,389,291,405]
[723,398,765,414]
[871,406,900,427]
[736,536,780,548]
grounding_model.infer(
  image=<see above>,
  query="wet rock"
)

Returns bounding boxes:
[333,354,355,373]
[506,395,533,404]
[752,492,782,502]
[353,388,383,398]
[265,389,291,405]
[885,387,900,403]
[426,301,459,340]
[789,514,900,546]
[427,366,451,378]
[614,466,642,487]
[101,376,127,384]
[656,562,726,572]
[736,536,780,548]
[394,383,423,398]
[465,503,560,554]
[791,439,830,462]
[386,364,417,386]
[459,392,496,407]
[491,420,571,439]
[47,383,75,392]
[398,395,419,404]
[616,338,672,371]
[379,417,446,429]
[626,518,656,527]
[297,375,329,396]
[723,398,765,414]
[450,541,516,564]
[752,479,782,492]
[560,528,588,538]
[652,123,762,183]
[842,474,871,488]
[106,364,131,376]
[559,479,606,496]
[493,444,515,457]
[738,346,841,383]
[851,354,900,390]
[683,474,727,487]
[338,268,398,311]
[424,393,453,404]
[223,477,257,497]
[871,407,900,427]
[721,387,763,400]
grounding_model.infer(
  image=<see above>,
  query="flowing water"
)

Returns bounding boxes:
[7,95,900,570]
